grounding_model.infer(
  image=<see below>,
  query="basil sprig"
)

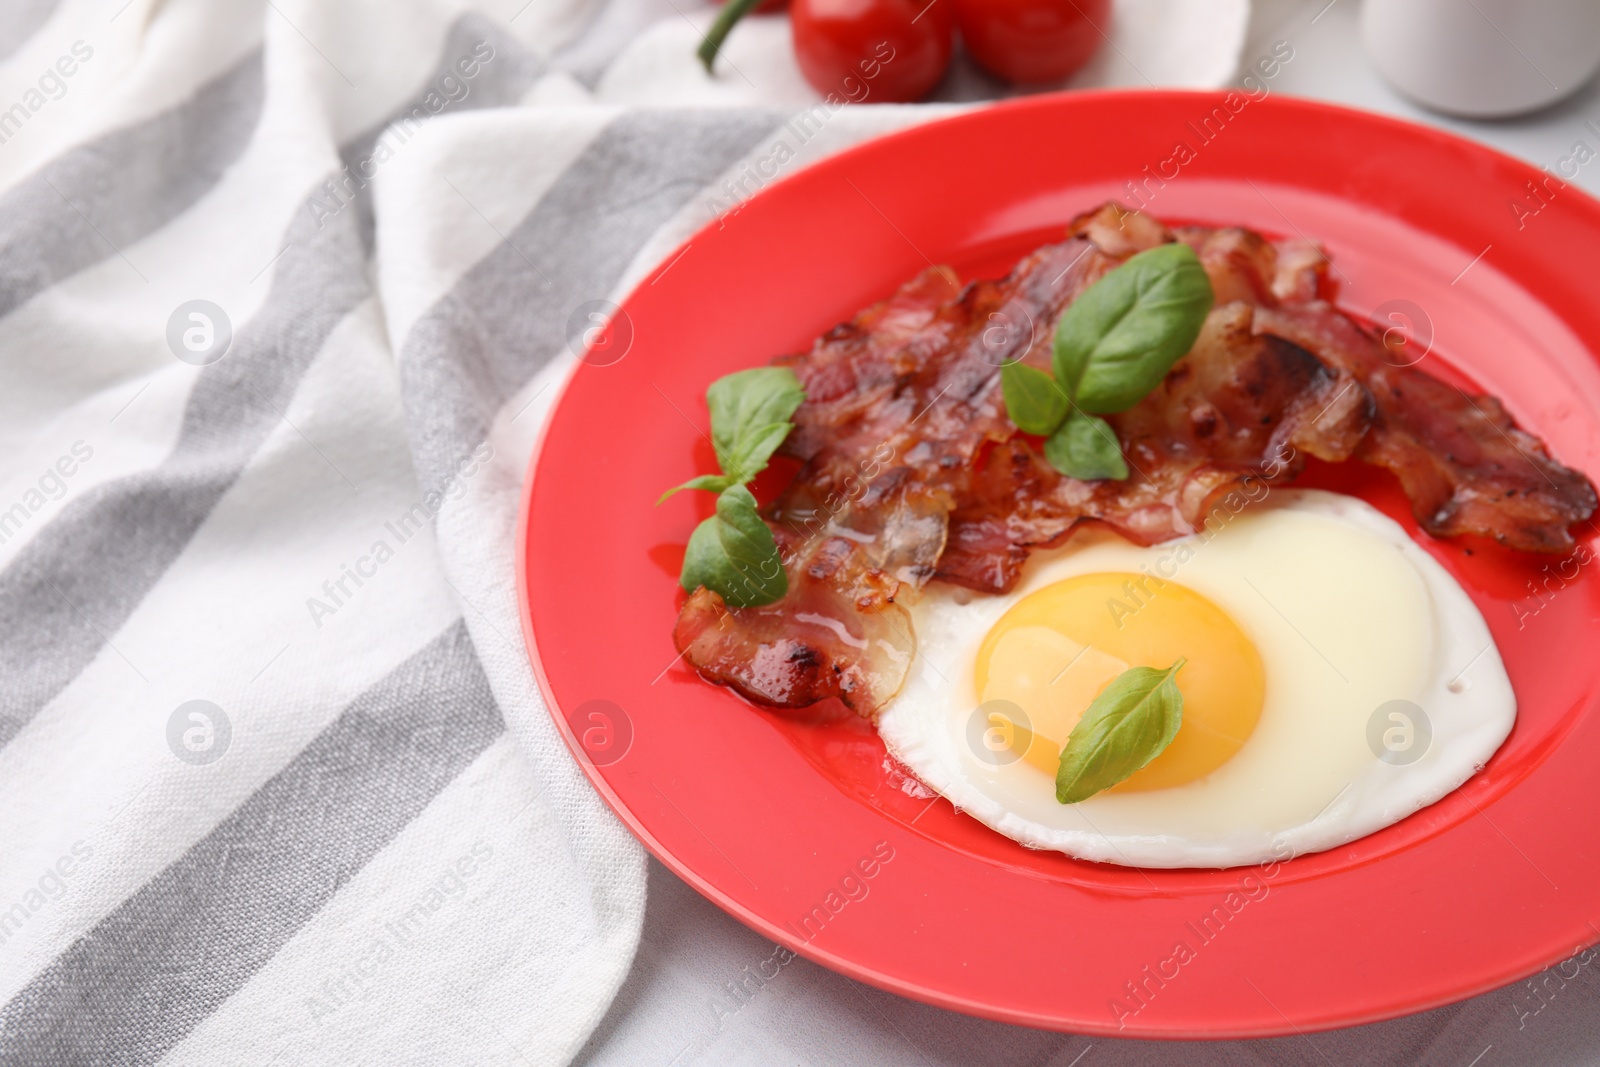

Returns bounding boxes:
[1056,659,1186,804]
[1044,413,1127,482]
[658,366,804,608]
[659,367,804,502]
[679,485,786,607]
[1000,242,1214,481]
[999,362,1069,436]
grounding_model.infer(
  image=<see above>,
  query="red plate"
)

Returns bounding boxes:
[518,92,1600,1037]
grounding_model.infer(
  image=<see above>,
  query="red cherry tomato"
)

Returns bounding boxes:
[791,0,955,104]
[954,0,1108,85]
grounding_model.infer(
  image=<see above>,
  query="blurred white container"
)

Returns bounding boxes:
[1361,0,1600,118]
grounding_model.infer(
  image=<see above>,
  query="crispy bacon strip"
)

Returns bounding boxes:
[936,302,1373,592]
[932,210,1369,591]
[1255,302,1597,552]
[674,203,1597,715]
[675,235,1115,713]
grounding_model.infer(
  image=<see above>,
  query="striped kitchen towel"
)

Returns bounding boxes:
[0,1,664,1062]
[0,0,1254,1062]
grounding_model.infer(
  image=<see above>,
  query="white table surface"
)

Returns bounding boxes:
[574,3,1600,1063]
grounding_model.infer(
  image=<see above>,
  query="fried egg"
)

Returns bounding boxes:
[877,489,1515,868]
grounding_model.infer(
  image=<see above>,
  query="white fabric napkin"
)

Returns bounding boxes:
[0,3,640,1064]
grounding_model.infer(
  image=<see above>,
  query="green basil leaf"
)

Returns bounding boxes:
[707,366,805,484]
[1052,242,1214,414]
[723,421,794,485]
[1000,361,1071,436]
[1056,659,1186,804]
[1043,412,1129,481]
[678,484,788,608]
[656,473,736,505]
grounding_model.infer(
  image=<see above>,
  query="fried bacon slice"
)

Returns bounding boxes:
[936,301,1373,592]
[674,203,1597,715]
[676,236,1113,713]
[1254,303,1596,552]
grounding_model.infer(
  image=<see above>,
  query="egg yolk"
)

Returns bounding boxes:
[973,572,1265,792]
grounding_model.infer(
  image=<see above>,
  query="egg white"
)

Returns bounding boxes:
[877,490,1515,869]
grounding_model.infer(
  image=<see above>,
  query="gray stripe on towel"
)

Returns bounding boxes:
[0,50,265,320]
[397,109,783,491]
[0,620,502,1066]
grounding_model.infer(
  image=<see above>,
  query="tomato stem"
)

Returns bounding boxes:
[698,0,766,73]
